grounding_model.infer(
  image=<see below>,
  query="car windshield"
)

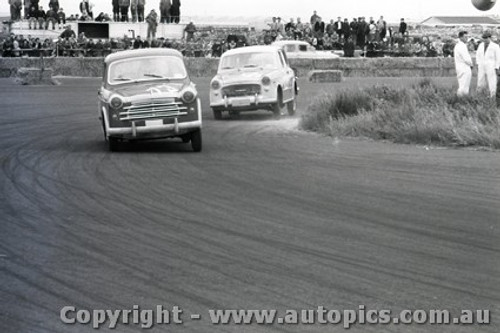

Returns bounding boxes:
[219,52,278,71]
[108,56,187,84]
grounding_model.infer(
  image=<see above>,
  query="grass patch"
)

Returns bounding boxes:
[300,79,500,149]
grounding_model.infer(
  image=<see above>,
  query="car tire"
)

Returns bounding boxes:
[272,89,283,119]
[108,137,121,152]
[191,129,202,152]
[213,109,222,120]
[229,110,240,119]
[287,96,297,116]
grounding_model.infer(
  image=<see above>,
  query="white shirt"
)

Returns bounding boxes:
[454,40,473,69]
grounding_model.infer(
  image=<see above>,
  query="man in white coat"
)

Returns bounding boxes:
[476,30,500,97]
[454,31,473,96]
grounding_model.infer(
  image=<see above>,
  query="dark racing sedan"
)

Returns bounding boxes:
[98,48,202,151]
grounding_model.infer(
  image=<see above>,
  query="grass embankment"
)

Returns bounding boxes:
[300,79,500,149]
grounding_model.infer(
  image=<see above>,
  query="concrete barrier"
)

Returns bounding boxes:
[308,70,343,83]
[0,56,457,78]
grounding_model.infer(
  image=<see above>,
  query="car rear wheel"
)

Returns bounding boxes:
[213,109,222,120]
[191,129,202,152]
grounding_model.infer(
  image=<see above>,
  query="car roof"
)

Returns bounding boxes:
[104,48,183,64]
[272,40,309,47]
[221,45,280,57]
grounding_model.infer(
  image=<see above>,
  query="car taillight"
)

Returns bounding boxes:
[261,76,271,86]
[109,95,123,109]
[211,80,221,90]
[182,90,196,103]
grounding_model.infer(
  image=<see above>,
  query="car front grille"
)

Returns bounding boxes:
[119,98,188,122]
[222,84,261,97]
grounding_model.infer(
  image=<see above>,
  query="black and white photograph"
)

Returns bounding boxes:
[0,0,499,332]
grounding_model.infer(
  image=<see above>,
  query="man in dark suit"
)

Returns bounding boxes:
[399,18,407,37]
[170,0,180,24]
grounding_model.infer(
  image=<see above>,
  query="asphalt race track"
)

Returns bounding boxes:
[1,77,499,333]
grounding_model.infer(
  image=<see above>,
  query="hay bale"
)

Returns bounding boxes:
[308,70,343,83]
[15,67,56,85]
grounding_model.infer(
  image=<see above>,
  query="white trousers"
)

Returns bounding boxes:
[456,66,472,96]
[477,65,497,97]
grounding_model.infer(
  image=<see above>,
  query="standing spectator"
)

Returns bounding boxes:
[476,30,500,97]
[57,7,65,28]
[112,0,120,21]
[170,0,180,24]
[325,19,335,37]
[119,0,130,22]
[276,17,284,37]
[333,17,343,40]
[310,10,319,26]
[45,5,58,29]
[268,17,278,40]
[146,9,158,40]
[367,19,376,43]
[130,0,138,22]
[79,0,90,18]
[314,17,324,39]
[160,0,171,23]
[10,0,23,21]
[24,0,31,19]
[137,0,145,22]
[376,16,386,41]
[294,17,303,40]
[284,18,295,38]
[48,0,59,12]
[342,18,351,42]
[454,31,473,96]
[398,18,407,37]
[350,18,358,47]
[356,17,367,48]
[184,21,196,41]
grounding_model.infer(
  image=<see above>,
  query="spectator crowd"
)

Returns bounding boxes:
[1,6,490,58]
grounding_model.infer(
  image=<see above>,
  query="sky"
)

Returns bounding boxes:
[0,0,499,23]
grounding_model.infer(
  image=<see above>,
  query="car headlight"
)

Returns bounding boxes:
[109,95,123,109]
[261,76,271,86]
[181,89,197,103]
[211,80,221,90]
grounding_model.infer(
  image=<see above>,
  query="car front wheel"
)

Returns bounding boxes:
[108,137,121,152]
[213,109,222,120]
[287,96,297,116]
[272,89,283,119]
[191,129,202,152]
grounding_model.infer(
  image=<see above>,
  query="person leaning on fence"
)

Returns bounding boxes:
[476,30,500,98]
[454,31,473,97]
[146,9,158,40]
